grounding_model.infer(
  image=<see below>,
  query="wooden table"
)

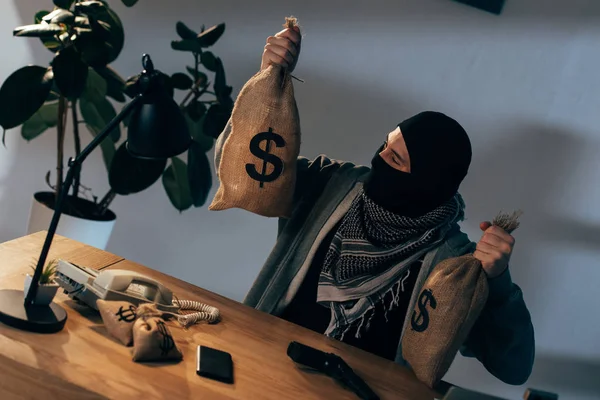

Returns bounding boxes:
[0,232,443,400]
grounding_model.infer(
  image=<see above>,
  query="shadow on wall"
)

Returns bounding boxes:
[461,121,600,289]
[530,353,600,397]
[447,351,600,399]
[463,120,600,246]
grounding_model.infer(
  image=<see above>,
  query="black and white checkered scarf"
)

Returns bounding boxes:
[316,190,465,340]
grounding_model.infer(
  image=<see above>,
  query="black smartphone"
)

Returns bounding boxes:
[196,345,234,384]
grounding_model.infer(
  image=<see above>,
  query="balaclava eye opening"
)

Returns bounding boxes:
[364,111,472,217]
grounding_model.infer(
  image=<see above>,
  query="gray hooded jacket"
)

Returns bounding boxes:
[214,120,535,386]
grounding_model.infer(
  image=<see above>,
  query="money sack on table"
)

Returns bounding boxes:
[208,17,301,218]
[402,211,523,388]
[131,303,183,362]
[97,299,138,346]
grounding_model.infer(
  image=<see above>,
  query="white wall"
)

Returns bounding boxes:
[1,0,599,399]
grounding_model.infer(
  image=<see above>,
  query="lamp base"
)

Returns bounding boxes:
[0,289,67,333]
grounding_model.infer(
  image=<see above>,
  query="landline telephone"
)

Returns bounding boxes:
[54,259,220,326]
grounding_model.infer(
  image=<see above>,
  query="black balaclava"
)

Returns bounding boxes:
[364,111,472,217]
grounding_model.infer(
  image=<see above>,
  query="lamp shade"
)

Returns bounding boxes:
[126,95,191,159]
[126,56,191,159]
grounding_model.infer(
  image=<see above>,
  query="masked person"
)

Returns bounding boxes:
[214,26,535,386]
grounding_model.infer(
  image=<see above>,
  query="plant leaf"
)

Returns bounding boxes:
[74,16,90,27]
[123,74,140,98]
[74,3,124,66]
[0,66,54,130]
[74,30,111,67]
[13,23,64,38]
[200,51,218,72]
[43,8,75,24]
[82,67,108,102]
[93,65,125,102]
[85,123,116,172]
[186,114,213,152]
[53,0,75,9]
[47,91,60,102]
[45,170,54,189]
[203,103,231,139]
[21,101,59,141]
[80,94,120,144]
[196,23,225,48]
[162,157,193,212]
[158,72,175,98]
[74,1,106,14]
[35,11,50,24]
[187,141,212,207]
[41,38,62,53]
[121,0,139,7]
[52,46,89,100]
[186,66,207,85]
[185,102,213,151]
[213,57,233,107]
[109,142,166,195]
[176,21,197,40]
[171,72,193,90]
[34,11,63,53]
[185,100,207,122]
[122,111,132,128]
[171,39,203,53]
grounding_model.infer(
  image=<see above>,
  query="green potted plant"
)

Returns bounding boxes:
[0,0,143,249]
[104,20,233,213]
[0,1,232,250]
[24,258,59,305]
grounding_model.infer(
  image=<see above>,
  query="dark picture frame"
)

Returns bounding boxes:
[453,0,506,15]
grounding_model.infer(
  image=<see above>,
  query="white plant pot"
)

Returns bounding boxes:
[24,274,59,306]
[26,191,117,250]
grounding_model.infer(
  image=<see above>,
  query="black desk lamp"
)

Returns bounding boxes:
[0,54,191,333]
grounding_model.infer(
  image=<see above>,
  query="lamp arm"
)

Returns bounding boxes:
[72,95,143,167]
[24,94,143,307]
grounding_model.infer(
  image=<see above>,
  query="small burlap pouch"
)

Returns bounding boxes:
[402,211,522,388]
[97,299,138,346]
[131,303,183,362]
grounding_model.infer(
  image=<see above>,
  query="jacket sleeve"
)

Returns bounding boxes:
[459,266,536,385]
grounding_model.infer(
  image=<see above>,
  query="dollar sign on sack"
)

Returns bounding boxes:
[156,320,175,357]
[411,289,437,333]
[245,127,285,188]
[115,305,137,323]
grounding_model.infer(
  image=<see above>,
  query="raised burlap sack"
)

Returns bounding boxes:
[209,17,301,218]
[402,211,522,388]
[131,304,183,362]
[97,300,138,346]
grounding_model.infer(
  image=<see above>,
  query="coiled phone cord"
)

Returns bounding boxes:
[170,296,221,328]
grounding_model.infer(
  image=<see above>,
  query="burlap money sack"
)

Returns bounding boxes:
[402,211,522,388]
[131,303,183,362]
[209,17,301,218]
[97,299,138,346]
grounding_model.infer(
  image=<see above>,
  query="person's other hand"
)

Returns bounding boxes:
[260,25,301,73]
[473,221,515,278]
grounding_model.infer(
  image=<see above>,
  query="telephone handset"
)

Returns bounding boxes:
[55,260,220,325]
[88,269,179,313]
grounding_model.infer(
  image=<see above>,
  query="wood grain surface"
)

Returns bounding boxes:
[0,232,442,400]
